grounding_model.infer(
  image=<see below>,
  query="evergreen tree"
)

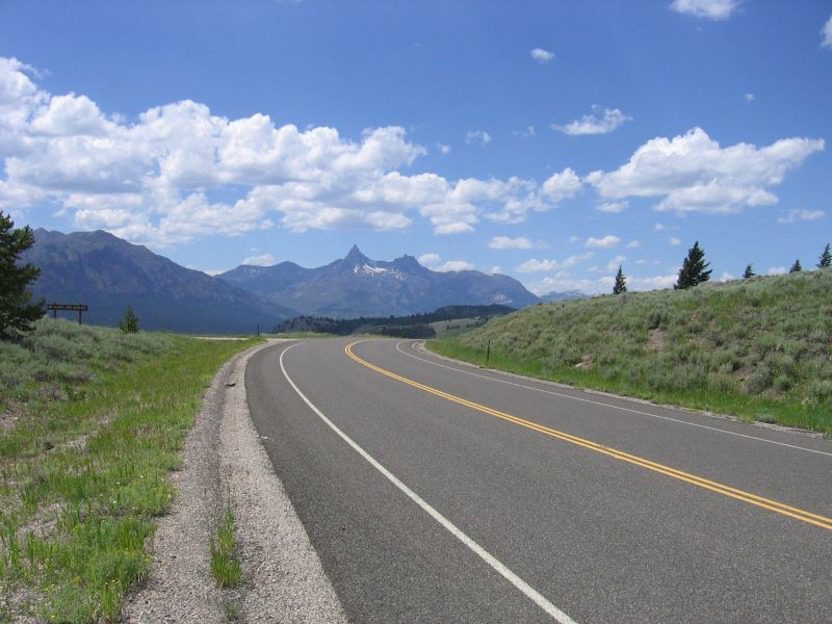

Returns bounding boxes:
[818,243,831,269]
[0,211,45,337]
[119,305,140,333]
[743,264,755,279]
[674,241,712,289]
[789,259,802,273]
[612,265,627,295]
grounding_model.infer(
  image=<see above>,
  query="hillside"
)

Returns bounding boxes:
[219,245,539,317]
[429,269,832,433]
[23,229,297,333]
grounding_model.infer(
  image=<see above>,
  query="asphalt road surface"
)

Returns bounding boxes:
[246,338,832,623]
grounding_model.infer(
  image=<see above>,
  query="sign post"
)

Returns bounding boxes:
[47,303,89,325]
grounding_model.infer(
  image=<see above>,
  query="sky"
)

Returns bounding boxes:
[1,0,831,295]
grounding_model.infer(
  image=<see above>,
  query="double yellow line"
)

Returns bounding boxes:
[345,342,832,532]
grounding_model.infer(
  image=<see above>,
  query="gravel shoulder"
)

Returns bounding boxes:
[123,340,346,623]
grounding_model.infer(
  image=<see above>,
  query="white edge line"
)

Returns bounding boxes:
[279,342,578,624]
[393,341,832,459]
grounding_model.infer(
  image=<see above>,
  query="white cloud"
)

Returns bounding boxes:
[596,200,627,213]
[669,236,682,246]
[530,48,555,64]
[437,259,475,272]
[516,253,591,273]
[606,254,627,271]
[628,273,678,290]
[552,105,632,136]
[201,268,226,276]
[654,222,679,231]
[768,266,786,276]
[465,130,492,146]
[777,209,825,223]
[586,235,621,249]
[516,258,560,273]
[488,236,543,250]
[488,266,502,275]
[821,14,832,48]
[417,253,441,268]
[0,57,581,243]
[719,271,734,282]
[744,93,756,103]
[541,168,582,202]
[626,239,641,248]
[242,253,276,266]
[586,127,824,215]
[437,143,451,154]
[670,0,742,21]
[513,126,536,138]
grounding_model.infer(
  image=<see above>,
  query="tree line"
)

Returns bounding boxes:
[612,241,831,295]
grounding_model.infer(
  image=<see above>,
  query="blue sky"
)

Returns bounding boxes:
[1,0,830,294]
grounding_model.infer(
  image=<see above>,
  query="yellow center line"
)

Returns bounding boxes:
[345,341,832,532]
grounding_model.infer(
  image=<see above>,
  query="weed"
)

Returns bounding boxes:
[210,508,241,588]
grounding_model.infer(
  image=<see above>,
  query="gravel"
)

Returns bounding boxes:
[123,341,346,623]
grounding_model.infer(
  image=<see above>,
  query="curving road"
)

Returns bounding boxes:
[246,338,832,623]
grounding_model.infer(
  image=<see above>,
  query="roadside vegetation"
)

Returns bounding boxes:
[0,318,257,622]
[429,269,832,435]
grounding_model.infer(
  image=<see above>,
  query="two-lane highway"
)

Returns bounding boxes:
[246,338,832,623]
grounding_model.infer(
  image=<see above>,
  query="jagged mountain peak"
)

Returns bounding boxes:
[343,244,370,266]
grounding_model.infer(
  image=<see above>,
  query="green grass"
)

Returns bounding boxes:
[428,269,832,435]
[210,507,241,589]
[0,319,258,622]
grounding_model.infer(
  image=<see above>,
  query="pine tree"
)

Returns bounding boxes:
[818,243,831,269]
[118,305,140,333]
[674,241,712,289]
[612,266,627,295]
[743,264,755,279]
[789,259,802,273]
[0,211,45,337]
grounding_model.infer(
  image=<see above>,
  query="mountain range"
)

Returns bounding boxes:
[218,245,539,318]
[24,229,296,333]
[23,229,583,333]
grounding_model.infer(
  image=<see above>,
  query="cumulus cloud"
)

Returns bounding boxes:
[552,105,632,136]
[606,254,627,271]
[586,127,824,215]
[626,239,641,248]
[585,235,620,249]
[768,266,786,276]
[0,57,585,244]
[670,0,742,21]
[777,209,825,223]
[744,93,756,103]
[516,253,591,273]
[541,168,582,202]
[419,253,473,271]
[437,143,451,155]
[488,236,543,250]
[530,48,554,64]
[596,201,628,213]
[242,253,277,266]
[465,130,492,146]
[824,16,832,48]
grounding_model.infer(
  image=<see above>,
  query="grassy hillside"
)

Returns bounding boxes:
[429,269,832,435]
[0,319,258,622]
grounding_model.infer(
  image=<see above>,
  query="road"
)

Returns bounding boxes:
[246,338,832,623]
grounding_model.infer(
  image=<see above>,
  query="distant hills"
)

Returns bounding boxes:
[218,245,540,318]
[539,290,587,303]
[24,230,296,333]
[22,230,587,333]
[274,304,517,337]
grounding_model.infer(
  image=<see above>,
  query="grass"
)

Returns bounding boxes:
[210,507,241,589]
[0,319,258,622]
[428,269,832,435]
